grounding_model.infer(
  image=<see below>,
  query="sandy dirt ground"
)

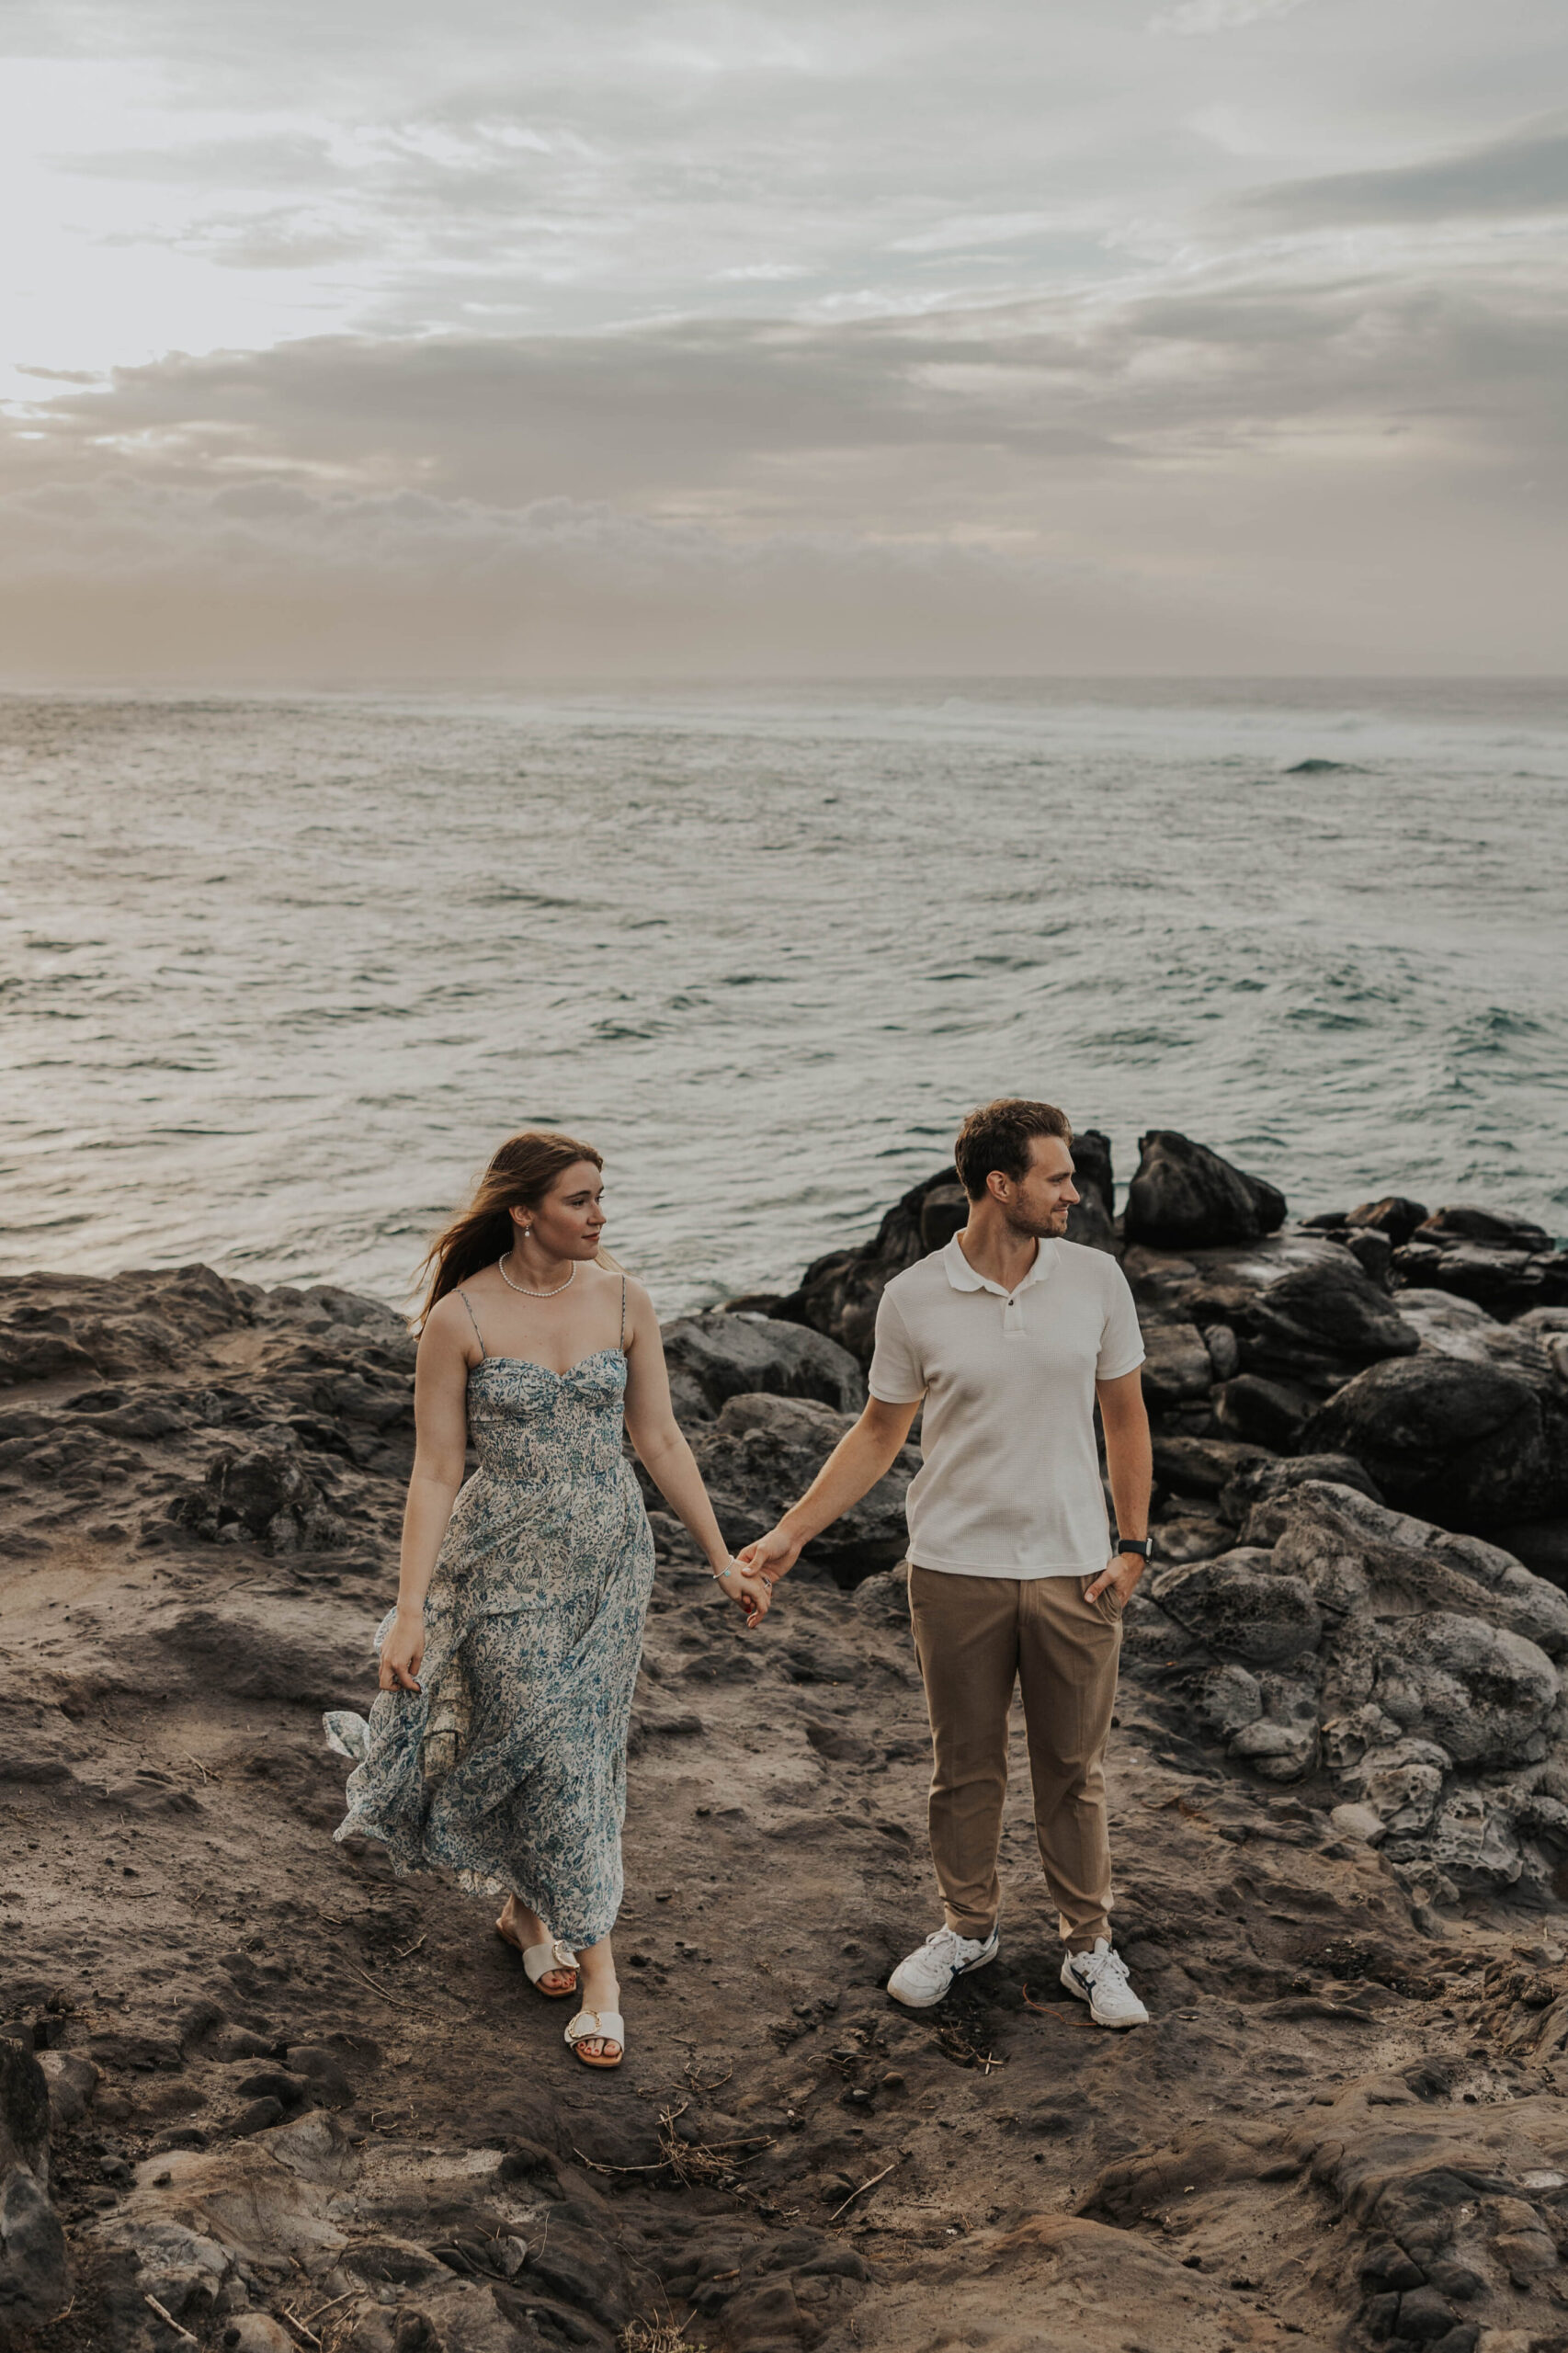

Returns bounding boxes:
[5,1267,1568,2353]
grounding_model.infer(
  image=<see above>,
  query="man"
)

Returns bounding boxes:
[742,1099,1153,2028]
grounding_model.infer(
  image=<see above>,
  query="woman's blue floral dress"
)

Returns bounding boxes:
[328,1291,654,1949]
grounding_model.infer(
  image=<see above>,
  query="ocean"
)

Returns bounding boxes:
[2,677,1564,1318]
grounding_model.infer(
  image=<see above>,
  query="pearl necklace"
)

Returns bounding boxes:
[496,1253,577,1299]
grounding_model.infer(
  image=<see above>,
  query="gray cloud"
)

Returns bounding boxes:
[1150,0,1308,33]
[15,256,1564,517]
[1228,116,1568,227]
[17,2,1568,337]
[3,242,1563,683]
[3,0,1566,676]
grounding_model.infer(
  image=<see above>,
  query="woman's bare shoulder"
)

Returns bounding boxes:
[616,1270,658,1336]
[422,1287,483,1353]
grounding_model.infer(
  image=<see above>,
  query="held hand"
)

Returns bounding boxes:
[737,1525,801,1581]
[379,1606,426,1693]
[714,1563,774,1630]
[1084,1552,1147,1608]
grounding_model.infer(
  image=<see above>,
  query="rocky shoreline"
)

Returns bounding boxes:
[4,1131,1568,2353]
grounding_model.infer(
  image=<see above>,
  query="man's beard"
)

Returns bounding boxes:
[1006,1202,1070,1242]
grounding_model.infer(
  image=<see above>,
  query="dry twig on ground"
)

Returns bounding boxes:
[619,2322,690,2353]
[830,2155,903,2222]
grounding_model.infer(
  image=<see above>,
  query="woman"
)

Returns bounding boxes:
[329,1130,771,2070]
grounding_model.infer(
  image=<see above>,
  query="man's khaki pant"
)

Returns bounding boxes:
[907,1567,1122,1952]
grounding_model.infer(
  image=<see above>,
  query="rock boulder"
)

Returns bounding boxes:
[1268,1481,1568,1656]
[1220,1450,1383,1527]
[660,1311,865,1424]
[1213,1373,1309,1451]
[771,1169,957,1362]
[1122,1132,1286,1250]
[681,1392,914,1581]
[1138,1322,1215,1412]
[167,1439,351,1554]
[1416,1205,1552,1253]
[1065,1129,1117,1254]
[1346,1197,1431,1247]
[1306,1349,1568,1529]
[1153,1433,1273,1503]
[1335,1738,1450,1837]
[1325,1609,1557,1769]
[1190,1252,1419,1392]
[1,2038,70,2332]
[772,1135,1119,1361]
[1394,1239,1568,1320]
[1148,1551,1321,1666]
[0,1266,253,1391]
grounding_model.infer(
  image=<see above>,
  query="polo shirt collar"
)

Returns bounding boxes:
[942,1233,1058,1300]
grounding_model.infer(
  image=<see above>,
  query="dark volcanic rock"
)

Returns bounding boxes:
[660,1311,865,1425]
[1139,1322,1215,1412]
[1416,1205,1552,1253]
[1,2037,70,2330]
[1381,1206,1568,1324]
[0,1265,253,1392]
[1307,1351,1568,1529]
[14,1201,1568,2353]
[167,1440,351,1553]
[917,1183,969,1253]
[1269,1480,1568,1656]
[1346,1197,1431,1247]
[1336,1226,1394,1288]
[1065,1128,1117,1254]
[1219,1451,1384,1524]
[684,1392,915,1580]
[1394,1240,1568,1320]
[1327,1609,1558,1770]
[1191,1253,1419,1393]
[1213,1373,1310,1451]
[772,1168,956,1362]
[1495,1517,1568,1588]
[1123,1131,1286,1250]
[1149,1552,1322,1665]
[0,1319,97,1389]
[1153,1434,1272,1503]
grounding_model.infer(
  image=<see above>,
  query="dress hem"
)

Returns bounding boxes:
[333,1818,618,1948]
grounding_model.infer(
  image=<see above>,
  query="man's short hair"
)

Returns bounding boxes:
[953,1098,1073,1200]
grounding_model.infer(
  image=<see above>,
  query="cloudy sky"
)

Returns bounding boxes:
[2,0,1564,677]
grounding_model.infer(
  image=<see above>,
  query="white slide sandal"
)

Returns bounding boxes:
[520,1938,578,1998]
[564,2008,625,2069]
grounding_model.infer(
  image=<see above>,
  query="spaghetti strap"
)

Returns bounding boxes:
[457,1289,487,1358]
[619,1275,628,1354]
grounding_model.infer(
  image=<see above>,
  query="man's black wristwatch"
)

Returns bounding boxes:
[1118,1537,1153,1562]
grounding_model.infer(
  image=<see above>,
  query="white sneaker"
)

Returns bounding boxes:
[887,1924,1000,2008]
[1060,1938,1149,2029]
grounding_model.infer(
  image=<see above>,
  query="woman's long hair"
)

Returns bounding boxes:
[415,1131,610,1329]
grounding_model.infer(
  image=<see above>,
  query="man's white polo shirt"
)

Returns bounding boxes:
[867,1233,1145,1578]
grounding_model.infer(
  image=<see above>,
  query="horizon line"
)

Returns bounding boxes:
[2,670,1566,699]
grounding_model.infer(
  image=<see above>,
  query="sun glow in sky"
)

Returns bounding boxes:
[2,0,1565,676]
